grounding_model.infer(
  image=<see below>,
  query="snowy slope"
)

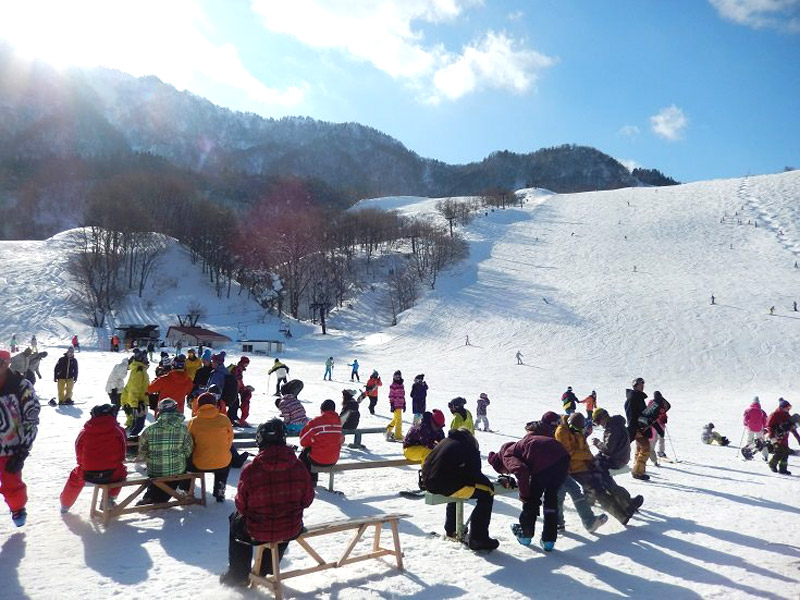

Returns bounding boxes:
[1,172,799,600]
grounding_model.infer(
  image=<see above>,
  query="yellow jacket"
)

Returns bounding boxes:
[120,360,150,409]
[184,356,202,382]
[450,410,475,434]
[187,404,234,470]
[555,423,594,473]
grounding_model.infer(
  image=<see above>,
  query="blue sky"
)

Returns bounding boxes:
[1,0,798,183]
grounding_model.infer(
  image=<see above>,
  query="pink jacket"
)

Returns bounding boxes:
[388,382,406,411]
[743,403,767,433]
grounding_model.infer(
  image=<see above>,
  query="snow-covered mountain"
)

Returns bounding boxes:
[1,172,799,599]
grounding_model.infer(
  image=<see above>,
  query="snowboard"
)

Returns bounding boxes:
[280,379,304,397]
[48,398,87,407]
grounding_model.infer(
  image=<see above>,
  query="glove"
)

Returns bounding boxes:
[5,449,29,473]
[123,404,133,416]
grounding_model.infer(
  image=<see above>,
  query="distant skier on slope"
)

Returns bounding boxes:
[516,350,524,365]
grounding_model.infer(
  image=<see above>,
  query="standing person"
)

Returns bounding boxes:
[9,348,32,377]
[105,357,130,408]
[219,419,314,588]
[579,391,597,421]
[268,358,289,396]
[475,393,491,432]
[29,335,37,353]
[53,347,78,405]
[516,350,523,365]
[742,397,769,461]
[71,334,80,352]
[110,334,120,352]
[147,340,156,363]
[136,398,193,504]
[208,353,238,422]
[386,370,406,441]
[561,386,578,415]
[23,351,48,387]
[0,350,40,527]
[624,377,650,481]
[347,359,360,382]
[147,354,193,415]
[231,357,252,427]
[184,349,202,382]
[186,393,234,502]
[488,431,571,550]
[339,389,361,430]
[767,399,800,475]
[410,374,428,426]
[120,350,150,436]
[365,370,382,415]
[299,400,343,486]
[323,356,334,381]
[422,428,498,550]
[10,334,18,353]
[175,339,183,355]
[448,397,474,434]
[155,351,172,378]
[59,404,127,513]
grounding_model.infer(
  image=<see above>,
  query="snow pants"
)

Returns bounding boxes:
[225,511,290,584]
[108,389,121,408]
[367,394,378,414]
[0,456,27,513]
[386,409,403,440]
[746,430,769,460]
[350,369,359,382]
[631,431,650,477]
[475,415,490,431]
[275,376,287,395]
[557,475,599,530]
[56,379,75,403]
[299,447,333,487]
[181,459,230,498]
[323,367,332,381]
[239,388,252,422]
[444,474,494,541]
[524,455,569,541]
[572,470,631,524]
[769,444,790,472]
[60,465,127,508]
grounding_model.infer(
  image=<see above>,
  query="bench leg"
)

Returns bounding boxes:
[328,471,335,493]
[90,485,99,520]
[390,519,404,570]
[456,501,464,542]
[271,543,282,600]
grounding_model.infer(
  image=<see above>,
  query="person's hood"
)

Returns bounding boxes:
[252,444,300,472]
[487,442,515,474]
[85,414,122,432]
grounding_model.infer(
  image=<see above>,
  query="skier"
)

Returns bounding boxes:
[0,349,40,527]
[448,396,475,434]
[625,377,651,481]
[475,393,491,432]
[323,356,334,381]
[110,334,120,352]
[579,390,597,421]
[60,404,127,513]
[422,428,499,551]
[10,334,18,353]
[561,386,578,415]
[711,294,715,305]
[700,423,730,446]
[516,350,524,365]
[488,428,573,550]
[147,340,155,362]
[339,389,361,430]
[105,356,130,408]
[299,399,343,486]
[794,301,798,312]
[410,374,428,426]
[364,370,382,414]
[268,358,289,395]
[71,334,80,352]
[742,397,769,461]
[465,335,470,346]
[766,399,800,475]
[184,348,202,382]
[769,306,775,316]
[53,347,78,405]
[386,370,406,441]
[347,358,360,382]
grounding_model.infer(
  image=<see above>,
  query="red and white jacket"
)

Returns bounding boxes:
[299,410,343,465]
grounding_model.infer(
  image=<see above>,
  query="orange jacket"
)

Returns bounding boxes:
[299,410,343,466]
[187,404,234,470]
[147,369,194,413]
[579,394,597,412]
[555,423,594,473]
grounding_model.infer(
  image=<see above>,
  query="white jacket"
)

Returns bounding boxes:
[106,359,130,393]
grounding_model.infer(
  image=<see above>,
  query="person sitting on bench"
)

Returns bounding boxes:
[299,400,343,486]
[137,398,193,505]
[403,409,445,464]
[185,392,234,502]
[60,404,127,513]
[421,428,499,551]
[220,419,314,588]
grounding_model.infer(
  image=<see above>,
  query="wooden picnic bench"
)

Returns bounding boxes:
[424,481,517,541]
[311,458,416,492]
[89,472,206,525]
[249,513,410,600]
[232,426,388,450]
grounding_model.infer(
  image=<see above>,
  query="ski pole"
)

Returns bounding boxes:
[666,428,680,463]
[737,428,747,461]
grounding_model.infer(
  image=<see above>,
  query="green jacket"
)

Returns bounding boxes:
[139,412,193,477]
[450,410,475,434]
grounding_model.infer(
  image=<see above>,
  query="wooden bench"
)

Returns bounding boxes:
[90,472,206,525]
[232,427,387,451]
[249,513,410,600]
[311,458,416,492]
[424,481,517,541]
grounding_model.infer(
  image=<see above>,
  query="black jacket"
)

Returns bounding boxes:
[410,381,428,414]
[422,429,489,495]
[54,355,78,381]
[624,389,648,438]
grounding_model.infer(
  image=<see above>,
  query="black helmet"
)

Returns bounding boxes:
[256,418,286,449]
[707,422,715,429]
[448,397,467,410]
[90,404,119,419]
[568,412,586,431]
[632,377,645,387]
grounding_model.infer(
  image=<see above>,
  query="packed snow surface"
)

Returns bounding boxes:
[1,172,799,599]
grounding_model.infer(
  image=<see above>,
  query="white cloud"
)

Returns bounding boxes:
[708,0,800,32]
[250,0,554,102]
[650,105,688,141]
[617,158,641,173]
[0,0,306,112]
[618,125,641,138]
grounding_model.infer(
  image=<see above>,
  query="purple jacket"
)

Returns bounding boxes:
[476,396,490,416]
[279,394,309,427]
[389,381,406,411]
[410,381,428,414]
[403,416,444,450]
[488,435,568,501]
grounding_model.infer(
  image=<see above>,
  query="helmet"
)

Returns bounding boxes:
[90,404,119,418]
[415,374,425,381]
[632,377,645,387]
[479,392,489,400]
[566,386,572,392]
[256,418,286,449]
[158,398,178,413]
[592,408,609,423]
[568,412,586,431]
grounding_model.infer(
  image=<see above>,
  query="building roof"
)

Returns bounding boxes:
[166,326,231,341]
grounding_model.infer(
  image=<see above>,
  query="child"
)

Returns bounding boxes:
[364,370,382,414]
[475,393,491,431]
[742,396,768,461]
[701,423,730,446]
[410,374,428,426]
[60,404,127,512]
[386,370,405,441]
[579,390,597,420]
[276,389,309,434]
[448,397,474,434]
[766,398,800,475]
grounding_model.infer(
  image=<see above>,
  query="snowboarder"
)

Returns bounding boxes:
[23,351,47,387]
[769,306,775,315]
[323,356,334,381]
[53,347,78,405]
[9,348,32,377]
[0,349,40,527]
[742,397,768,461]
[386,370,406,441]
[794,301,798,312]
[60,404,127,513]
[299,399,343,486]
[347,359,360,382]
[701,423,730,446]
[184,348,202,382]
[516,350,524,365]
[410,374,428,426]
[105,356,130,408]
[364,370,382,414]
[766,399,800,475]
[448,396,474,434]
[475,393,491,432]
[71,334,80,353]
[268,358,290,395]
[625,377,651,481]
[561,386,578,415]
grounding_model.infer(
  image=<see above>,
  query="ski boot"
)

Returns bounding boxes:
[510,523,532,546]
[587,513,608,534]
[778,468,792,476]
[11,508,27,527]
[467,535,499,551]
[631,473,650,481]
[540,538,555,552]
[657,451,667,458]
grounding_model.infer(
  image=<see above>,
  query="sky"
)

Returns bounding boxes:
[0,0,798,183]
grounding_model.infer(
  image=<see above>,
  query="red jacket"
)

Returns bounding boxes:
[75,415,127,472]
[147,370,194,413]
[235,445,314,542]
[767,409,800,447]
[299,410,343,465]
